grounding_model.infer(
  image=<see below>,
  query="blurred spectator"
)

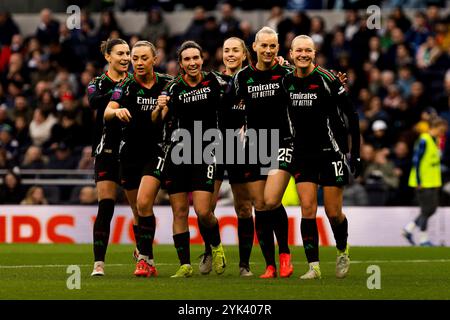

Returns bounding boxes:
[309,16,327,52]
[10,33,25,55]
[363,96,390,128]
[383,84,406,111]
[239,20,255,47]
[341,9,360,42]
[201,16,222,58]
[30,52,56,88]
[396,65,416,98]
[0,123,19,164]
[21,145,47,169]
[416,34,443,69]
[218,2,241,39]
[77,146,94,170]
[384,27,407,70]
[360,143,376,177]
[343,181,369,206]
[35,8,60,46]
[78,185,97,205]
[0,170,24,204]
[165,59,179,77]
[364,148,400,205]
[9,95,32,122]
[14,115,31,153]
[405,81,428,127]
[183,6,206,43]
[328,29,351,70]
[46,142,78,170]
[389,140,414,205]
[434,19,450,50]
[0,104,14,128]
[395,43,414,68]
[29,108,57,147]
[0,147,13,169]
[266,6,283,31]
[437,71,450,115]
[140,7,170,45]
[0,11,20,46]
[277,10,310,50]
[366,119,392,150]
[425,4,441,29]
[96,10,123,42]
[20,185,48,205]
[367,36,383,68]
[391,6,411,34]
[47,110,84,152]
[405,11,431,54]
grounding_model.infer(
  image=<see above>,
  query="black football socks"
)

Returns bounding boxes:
[238,216,254,268]
[173,231,191,265]
[330,216,348,251]
[93,198,115,262]
[255,210,276,267]
[272,205,290,254]
[138,215,156,259]
[301,218,319,263]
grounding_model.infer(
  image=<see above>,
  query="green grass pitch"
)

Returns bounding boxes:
[0,244,449,300]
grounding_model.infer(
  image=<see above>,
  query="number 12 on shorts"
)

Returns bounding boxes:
[332,161,344,176]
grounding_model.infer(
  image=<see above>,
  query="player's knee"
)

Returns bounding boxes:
[136,199,153,216]
[324,206,341,220]
[236,202,252,219]
[300,202,317,218]
[253,199,266,211]
[196,207,212,219]
[173,205,189,219]
[264,196,281,211]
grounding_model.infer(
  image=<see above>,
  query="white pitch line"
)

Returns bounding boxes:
[1,259,450,269]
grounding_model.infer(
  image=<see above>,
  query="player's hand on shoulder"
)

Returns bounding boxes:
[331,70,348,87]
[275,56,290,66]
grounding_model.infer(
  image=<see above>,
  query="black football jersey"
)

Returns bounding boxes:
[164,71,229,162]
[282,65,360,158]
[231,62,293,136]
[110,72,173,159]
[87,72,131,157]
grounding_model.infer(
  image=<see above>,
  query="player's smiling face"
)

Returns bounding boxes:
[180,48,203,79]
[131,46,156,77]
[107,44,130,74]
[253,33,279,65]
[290,37,316,69]
[223,38,246,71]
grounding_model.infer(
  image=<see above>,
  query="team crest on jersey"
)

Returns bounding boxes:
[111,87,122,100]
[309,84,319,90]
[201,80,210,86]
[271,75,281,81]
[87,84,96,95]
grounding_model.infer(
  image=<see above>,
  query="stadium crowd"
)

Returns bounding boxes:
[0,1,449,206]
